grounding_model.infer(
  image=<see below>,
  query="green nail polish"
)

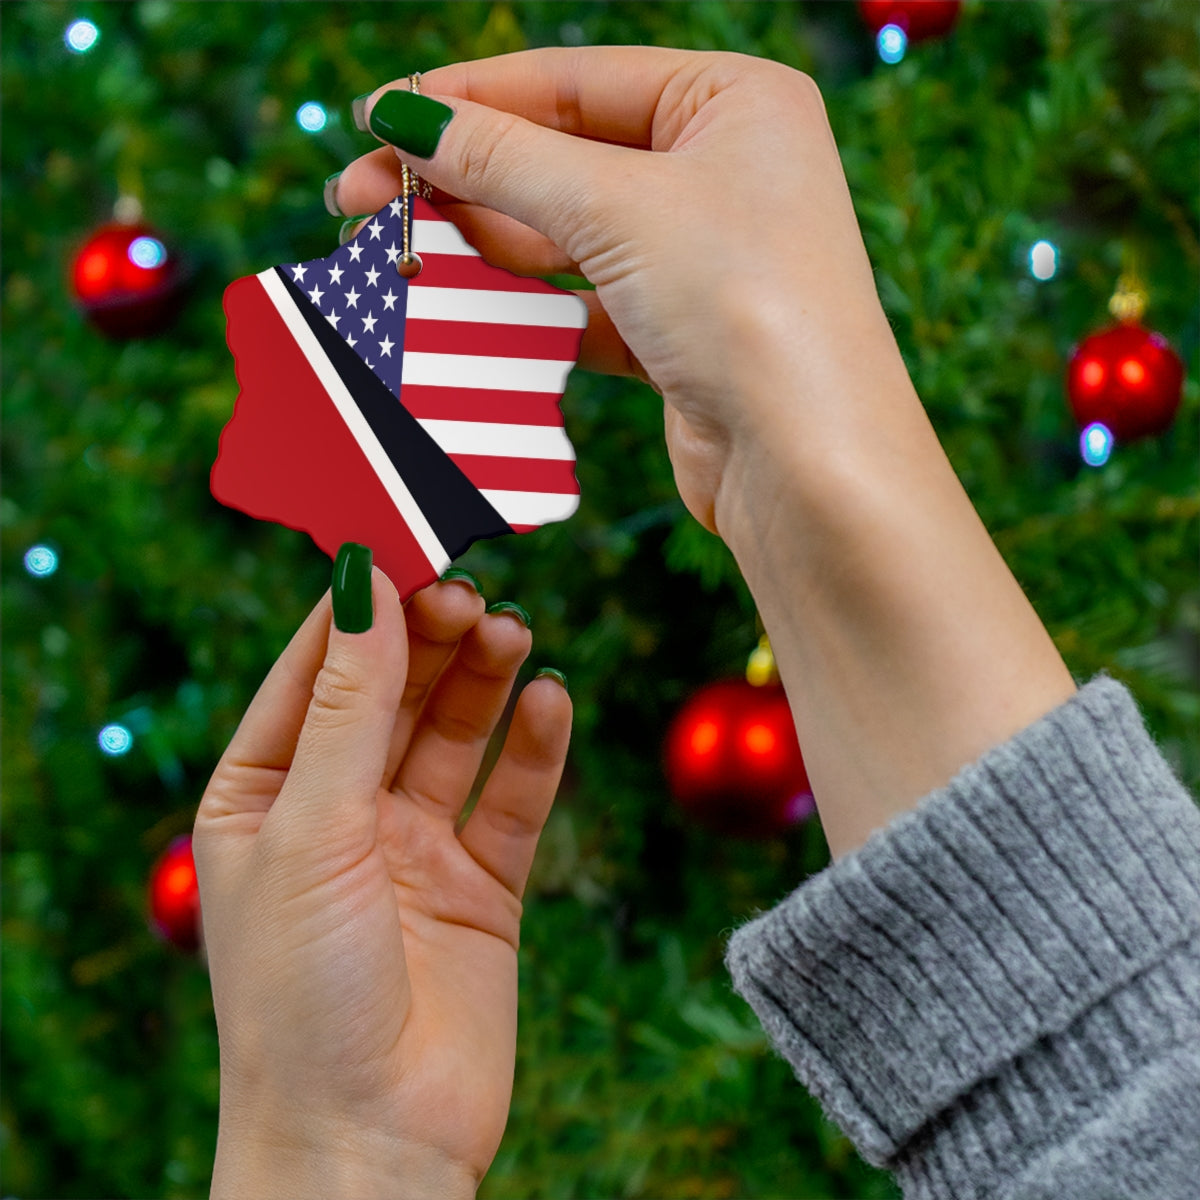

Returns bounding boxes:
[486,600,531,628]
[351,93,371,133]
[332,542,373,633]
[439,567,482,594]
[368,88,454,159]
[339,215,371,245]
[323,172,343,217]
[535,667,568,692]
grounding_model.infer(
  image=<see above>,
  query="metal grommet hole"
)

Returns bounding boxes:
[396,252,423,279]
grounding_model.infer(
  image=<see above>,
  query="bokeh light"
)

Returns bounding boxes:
[65,19,99,53]
[1080,422,1114,467]
[1029,240,1058,281]
[877,24,907,64]
[23,545,59,577]
[98,723,134,756]
[296,101,328,132]
[128,236,167,269]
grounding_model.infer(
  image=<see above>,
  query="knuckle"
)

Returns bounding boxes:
[307,654,369,726]
[457,110,521,196]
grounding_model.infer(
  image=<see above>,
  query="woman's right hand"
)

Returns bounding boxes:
[334,47,908,538]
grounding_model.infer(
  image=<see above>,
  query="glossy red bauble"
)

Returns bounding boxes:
[1066,322,1184,442]
[859,0,961,41]
[664,679,814,839]
[71,222,185,338]
[148,835,201,952]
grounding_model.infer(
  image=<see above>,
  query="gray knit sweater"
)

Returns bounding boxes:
[725,676,1200,1199]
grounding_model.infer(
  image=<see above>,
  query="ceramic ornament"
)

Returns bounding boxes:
[213,195,587,598]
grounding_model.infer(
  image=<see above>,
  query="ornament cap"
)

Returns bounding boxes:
[746,634,779,687]
[1108,273,1148,324]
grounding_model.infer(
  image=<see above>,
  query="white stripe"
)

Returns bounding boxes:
[257,269,451,574]
[407,286,587,329]
[415,420,575,460]
[412,220,481,257]
[482,489,580,526]
[402,352,576,394]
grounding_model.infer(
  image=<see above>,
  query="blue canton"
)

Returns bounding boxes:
[283,197,410,397]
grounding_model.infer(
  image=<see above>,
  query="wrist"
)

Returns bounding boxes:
[211,1104,477,1200]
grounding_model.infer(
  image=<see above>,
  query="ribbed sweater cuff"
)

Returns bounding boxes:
[724,676,1200,1184]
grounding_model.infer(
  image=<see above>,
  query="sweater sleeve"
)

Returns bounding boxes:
[724,676,1200,1200]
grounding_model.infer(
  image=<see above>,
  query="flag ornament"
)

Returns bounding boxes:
[212,195,587,598]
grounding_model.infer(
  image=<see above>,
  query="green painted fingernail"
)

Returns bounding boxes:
[323,172,343,217]
[368,88,454,159]
[339,215,372,245]
[486,600,531,628]
[332,543,373,633]
[351,93,371,133]
[535,667,568,692]
[439,567,482,594]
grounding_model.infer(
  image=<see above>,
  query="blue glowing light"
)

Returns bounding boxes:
[65,19,100,53]
[98,723,134,756]
[24,545,59,577]
[1029,240,1058,281]
[877,24,907,64]
[1080,422,1114,467]
[296,102,328,133]
[128,236,167,269]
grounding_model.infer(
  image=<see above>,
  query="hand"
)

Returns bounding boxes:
[335,47,900,538]
[193,566,571,1198]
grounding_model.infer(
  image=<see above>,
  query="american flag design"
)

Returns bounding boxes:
[212,195,586,599]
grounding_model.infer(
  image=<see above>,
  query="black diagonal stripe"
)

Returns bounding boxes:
[278,271,511,559]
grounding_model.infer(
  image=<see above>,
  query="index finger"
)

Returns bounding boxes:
[393,45,706,149]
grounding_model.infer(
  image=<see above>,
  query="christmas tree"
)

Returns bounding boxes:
[3,3,1196,1197]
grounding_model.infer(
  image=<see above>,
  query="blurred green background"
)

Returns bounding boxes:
[2,2,1197,1197]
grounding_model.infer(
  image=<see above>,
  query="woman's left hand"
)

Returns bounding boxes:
[193,565,571,1199]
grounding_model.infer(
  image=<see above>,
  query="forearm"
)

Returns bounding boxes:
[210,1102,477,1200]
[714,306,1076,859]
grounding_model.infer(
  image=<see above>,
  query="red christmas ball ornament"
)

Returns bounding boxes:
[664,678,814,838]
[71,221,185,338]
[148,835,202,952]
[1066,322,1184,443]
[859,0,961,42]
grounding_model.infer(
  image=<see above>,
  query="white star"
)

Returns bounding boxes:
[364,360,373,369]
[367,219,384,240]
[307,285,324,305]
[361,312,378,333]
[328,264,344,284]
[364,266,381,287]
[378,335,394,357]
[384,241,401,264]
[290,263,307,282]
[382,289,398,311]
[347,243,363,262]
[344,287,361,309]
[388,197,403,217]
[325,311,341,329]
[346,334,357,348]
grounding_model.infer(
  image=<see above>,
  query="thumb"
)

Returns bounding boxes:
[364,87,630,265]
[272,544,407,852]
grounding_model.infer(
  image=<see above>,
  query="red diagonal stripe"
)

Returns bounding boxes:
[448,454,580,495]
[403,317,583,361]
[399,385,570,426]
[413,253,568,294]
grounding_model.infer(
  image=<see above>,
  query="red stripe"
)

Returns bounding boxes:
[404,317,582,361]
[413,252,566,295]
[509,524,538,534]
[215,275,442,600]
[399,384,569,426]
[448,454,580,495]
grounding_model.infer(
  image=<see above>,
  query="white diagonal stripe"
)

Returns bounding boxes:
[481,489,580,526]
[415,420,575,460]
[412,220,481,257]
[402,352,576,394]
[406,286,587,329]
[257,269,450,574]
